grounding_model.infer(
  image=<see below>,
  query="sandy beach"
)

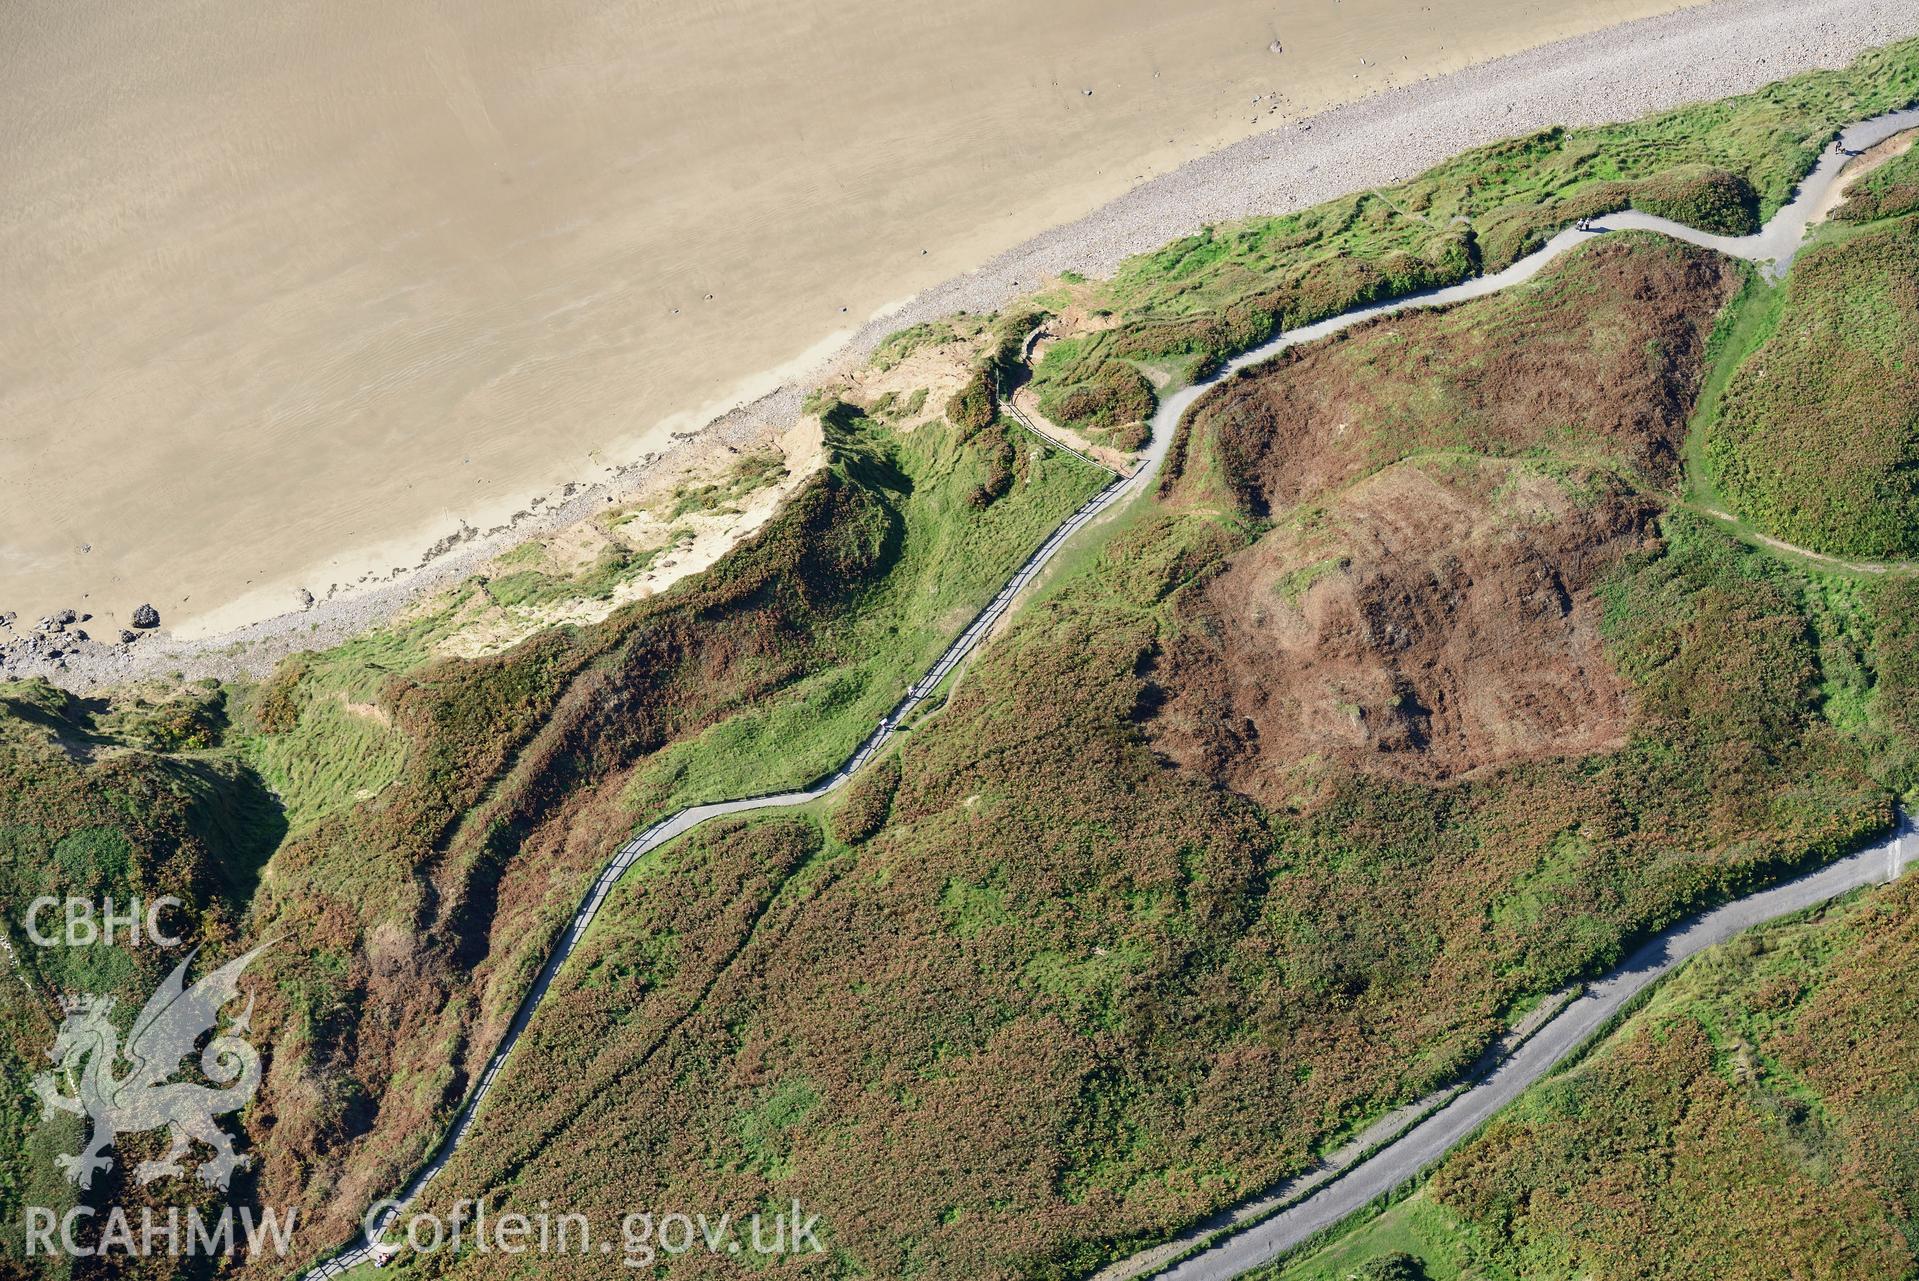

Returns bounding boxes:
[7,0,1919,689]
[4,0,1705,643]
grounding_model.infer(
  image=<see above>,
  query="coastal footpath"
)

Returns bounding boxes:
[299,100,1919,1279]
[15,0,1919,695]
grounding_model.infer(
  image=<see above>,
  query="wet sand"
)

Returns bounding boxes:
[2,0,1708,640]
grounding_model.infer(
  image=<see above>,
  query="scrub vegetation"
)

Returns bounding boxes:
[1833,140,1919,223]
[7,43,1919,1281]
[0,398,1102,1271]
[1057,42,1919,385]
[1030,335,1158,451]
[389,240,1911,1280]
[1706,213,1919,558]
[1263,874,1919,1281]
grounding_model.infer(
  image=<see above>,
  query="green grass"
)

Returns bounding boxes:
[1833,141,1919,223]
[1705,213,1919,558]
[237,690,408,832]
[734,1076,822,1178]
[871,319,963,372]
[1681,263,1784,514]
[1272,555,1350,606]
[0,682,295,1266]
[224,590,482,830]
[624,413,1106,811]
[1028,333,1158,446]
[1664,267,1919,577]
[1056,41,1919,380]
[1259,1195,1473,1281]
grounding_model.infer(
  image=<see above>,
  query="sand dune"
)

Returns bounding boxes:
[2,0,1705,638]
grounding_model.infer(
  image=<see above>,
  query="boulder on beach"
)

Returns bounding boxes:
[131,603,160,629]
[120,630,137,644]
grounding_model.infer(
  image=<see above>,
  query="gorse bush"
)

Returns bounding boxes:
[945,363,997,434]
[1049,361,1155,430]
[1632,165,1762,232]
[1350,1254,1427,1281]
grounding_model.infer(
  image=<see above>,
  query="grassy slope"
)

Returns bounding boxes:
[1833,141,1919,223]
[0,406,1102,1275]
[0,680,283,1268]
[7,40,1919,1281]
[439,513,1896,1281]
[1021,42,1919,491]
[401,240,1915,1281]
[1251,555,1919,1281]
[1705,213,1919,558]
[1104,42,1919,337]
[1266,873,1919,1281]
[624,411,1105,811]
[1679,262,1781,516]
[1031,335,1158,450]
[1432,872,1919,1280]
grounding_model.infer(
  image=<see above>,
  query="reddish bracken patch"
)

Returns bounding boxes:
[1143,460,1656,794]
[1167,237,1740,515]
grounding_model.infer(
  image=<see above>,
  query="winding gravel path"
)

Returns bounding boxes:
[300,105,1919,1280]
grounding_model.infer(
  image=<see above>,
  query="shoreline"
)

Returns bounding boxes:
[13,0,1919,693]
[297,95,1919,1274]
[15,0,1709,654]
[166,321,855,646]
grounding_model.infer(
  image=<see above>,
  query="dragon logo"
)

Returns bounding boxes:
[32,942,270,1191]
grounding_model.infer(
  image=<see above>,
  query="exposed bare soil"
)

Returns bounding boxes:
[1135,240,1738,794]
[1812,125,1919,223]
[1145,459,1655,793]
